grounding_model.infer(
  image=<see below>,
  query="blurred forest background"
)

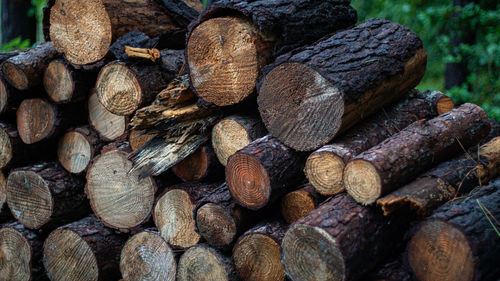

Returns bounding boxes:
[0,0,498,119]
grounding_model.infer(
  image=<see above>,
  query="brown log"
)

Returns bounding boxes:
[88,92,128,142]
[85,143,156,231]
[16,98,60,144]
[0,171,10,221]
[281,183,324,224]
[129,128,155,151]
[0,222,46,281]
[57,126,103,174]
[1,42,58,90]
[258,18,427,151]
[226,135,306,210]
[186,0,357,106]
[6,162,89,230]
[177,244,238,281]
[172,145,223,182]
[344,103,491,205]
[212,115,267,166]
[43,215,125,281]
[281,193,406,281]
[120,229,176,281]
[305,90,454,196]
[407,179,500,281]
[232,220,287,281]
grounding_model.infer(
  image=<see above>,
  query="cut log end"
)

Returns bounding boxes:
[43,229,99,281]
[0,227,31,281]
[196,203,236,247]
[16,99,57,144]
[436,96,455,115]
[233,233,285,281]
[304,151,345,195]
[226,153,271,210]
[177,246,228,281]
[95,62,142,116]
[344,160,382,205]
[129,129,154,151]
[258,62,344,151]
[172,146,210,182]
[88,93,127,141]
[212,118,252,166]
[188,17,273,106]
[6,171,53,229]
[0,79,8,113]
[281,190,316,224]
[408,220,474,281]
[282,224,345,281]
[49,0,112,65]
[58,131,92,174]
[120,231,176,281]
[153,189,200,249]
[1,62,28,90]
[43,60,74,103]
[0,126,13,169]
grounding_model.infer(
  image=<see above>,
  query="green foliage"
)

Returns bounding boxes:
[1,37,31,52]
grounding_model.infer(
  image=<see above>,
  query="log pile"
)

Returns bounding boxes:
[0,1,498,281]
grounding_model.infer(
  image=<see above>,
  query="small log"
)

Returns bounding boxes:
[16,98,59,144]
[186,0,357,106]
[57,126,103,174]
[407,179,500,281]
[43,215,125,281]
[305,90,454,195]
[258,19,427,151]
[177,244,237,281]
[6,162,89,230]
[0,222,45,281]
[281,193,405,281]
[344,103,490,205]
[88,92,128,142]
[85,143,156,231]
[226,135,306,210]
[211,115,266,166]
[281,184,324,224]
[232,220,287,281]
[172,145,223,182]
[129,128,155,151]
[120,229,176,281]
[1,42,58,90]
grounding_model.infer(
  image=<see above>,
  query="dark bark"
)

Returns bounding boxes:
[1,0,36,45]
[364,257,413,281]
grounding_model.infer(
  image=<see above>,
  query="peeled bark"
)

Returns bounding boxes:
[186,0,357,106]
[305,90,454,196]
[407,179,500,281]
[226,135,306,210]
[57,126,103,174]
[258,18,427,151]
[172,145,223,182]
[88,92,128,142]
[177,244,237,281]
[344,103,490,205]
[281,184,324,224]
[43,215,126,281]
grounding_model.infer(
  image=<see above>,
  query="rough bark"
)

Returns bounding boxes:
[1,0,36,45]
[282,193,406,281]
[88,92,128,142]
[281,183,324,224]
[186,0,357,106]
[344,103,490,205]
[226,135,306,210]
[258,18,427,151]
[6,162,89,230]
[305,90,454,196]
[407,179,500,281]
[172,144,224,182]
[57,126,103,174]
[177,244,238,281]
[43,215,126,281]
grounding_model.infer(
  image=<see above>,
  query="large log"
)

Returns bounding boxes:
[226,135,306,210]
[1,42,58,90]
[6,162,89,230]
[344,103,490,205]
[172,145,223,182]
[88,92,128,141]
[304,90,454,196]
[120,229,176,281]
[257,18,427,151]
[186,0,357,106]
[177,244,238,281]
[43,215,126,281]
[57,126,103,174]
[281,183,324,224]
[281,193,405,281]
[407,179,500,281]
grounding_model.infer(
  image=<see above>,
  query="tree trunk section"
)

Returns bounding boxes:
[1,0,36,44]
[172,145,223,182]
[16,98,62,144]
[258,18,427,151]
[177,244,237,281]
[0,171,11,221]
[88,92,128,141]
[57,126,103,174]
[344,103,490,205]
[281,183,324,224]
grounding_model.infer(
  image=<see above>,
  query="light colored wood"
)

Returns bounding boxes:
[0,227,31,281]
[304,150,345,196]
[177,246,228,281]
[43,60,74,103]
[88,93,126,141]
[57,131,92,174]
[0,125,13,169]
[343,160,381,205]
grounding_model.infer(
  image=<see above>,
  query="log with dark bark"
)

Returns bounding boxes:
[57,126,103,174]
[377,136,500,217]
[85,143,156,231]
[305,90,454,196]
[120,229,176,281]
[0,222,46,281]
[172,145,223,182]
[365,257,413,281]
[1,42,58,90]
[212,115,267,166]
[281,193,406,281]
[258,18,427,151]
[177,244,238,281]
[88,92,128,142]
[281,184,324,224]
[0,171,10,221]
[6,162,89,230]
[344,103,490,205]
[226,135,306,210]
[232,220,287,281]
[407,179,500,281]
[43,215,126,281]
[186,0,357,106]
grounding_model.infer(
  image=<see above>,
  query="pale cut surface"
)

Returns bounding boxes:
[86,150,155,229]
[305,152,345,195]
[0,125,12,169]
[212,118,251,166]
[0,79,8,112]
[196,203,236,246]
[58,131,92,174]
[6,171,52,229]
[0,227,31,281]
[17,99,56,144]
[88,93,126,141]
[44,60,73,103]
[43,229,98,281]
[281,190,316,224]
[344,160,382,205]
[177,246,228,281]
